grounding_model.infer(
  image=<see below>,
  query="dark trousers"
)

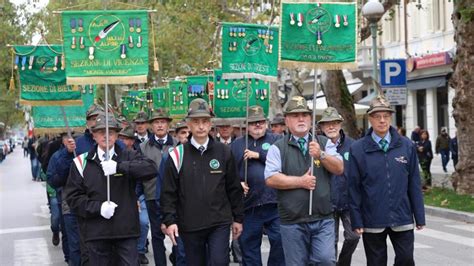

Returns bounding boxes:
[239,204,285,266]
[420,159,432,186]
[145,200,167,266]
[362,228,415,266]
[181,224,231,266]
[334,210,359,266]
[440,149,450,171]
[86,237,138,266]
[64,214,82,266]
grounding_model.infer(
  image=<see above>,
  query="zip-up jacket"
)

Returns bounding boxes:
[64,144,157,242]
[329,130,354,211]
[161,137,244,232]
[230,132,280,210]
[348,127,425,229]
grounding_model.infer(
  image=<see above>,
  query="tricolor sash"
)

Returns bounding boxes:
[73,152,89,178]
[169,145,184,173]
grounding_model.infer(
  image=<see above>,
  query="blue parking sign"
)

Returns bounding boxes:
[380,59,407,87]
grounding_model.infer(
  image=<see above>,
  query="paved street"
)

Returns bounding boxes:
[1,147,472,265]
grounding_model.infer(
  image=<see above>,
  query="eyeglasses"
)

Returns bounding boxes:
[370,114,392,121]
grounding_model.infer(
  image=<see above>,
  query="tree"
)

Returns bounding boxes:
[450,0,474,194]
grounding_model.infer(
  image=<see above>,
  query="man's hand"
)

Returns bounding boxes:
[240,182,249,195]
[416,225,425,230]
[244,149,259,160]
[100,201,118,219]
[160,224,167,235]
[166,224,179,246]
[299,169,316,190]
[65,138,76,153]
[101,160,117,176]
[308,141,321,159]
[232,222,243,240]
[354,228,364,235]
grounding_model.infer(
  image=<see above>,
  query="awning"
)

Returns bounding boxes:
[357,91,377,105]
[407,76,446,91]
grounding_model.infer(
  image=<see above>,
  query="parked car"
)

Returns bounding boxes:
[0,140,7,162]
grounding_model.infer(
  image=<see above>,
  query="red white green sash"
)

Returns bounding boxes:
[73,152,88,178]
[169,145,184,173]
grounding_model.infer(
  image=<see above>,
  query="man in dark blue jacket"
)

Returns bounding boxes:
[231,105,284,266]
[348,96,425,266]
[318,107,359,266]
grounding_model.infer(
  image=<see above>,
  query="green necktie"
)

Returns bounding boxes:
[297,137,307,155]
[379,138,389,152]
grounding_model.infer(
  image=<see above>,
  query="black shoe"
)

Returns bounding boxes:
[139,253,149,264]
[52,232,60,246]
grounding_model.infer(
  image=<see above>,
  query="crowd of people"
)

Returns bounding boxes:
[21,95,432,266]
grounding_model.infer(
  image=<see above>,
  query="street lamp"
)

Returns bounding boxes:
[362,0,385,93]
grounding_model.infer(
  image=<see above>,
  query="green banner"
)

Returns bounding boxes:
[32,87,95,131]
[222,23,279,82]
[13,45,82,106]
[213,69,270,118]
[121,90,148,120]
[62,10,149,85]
[152,86,170,112]
[186,75,211,103]
[168,80,188,120]
[279,1,357,69]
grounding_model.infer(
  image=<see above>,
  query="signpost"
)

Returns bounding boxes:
[380,59,407,105]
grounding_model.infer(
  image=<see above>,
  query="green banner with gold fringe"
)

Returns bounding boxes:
[13,45,83,106]
[221,23,279,82]
[121,90,148,120]
[152,86,170,112]
[168,80,188,120]
[279,1,357,69]
[32,87,95,132]
[61,10,149,85]
[213,69,270,118]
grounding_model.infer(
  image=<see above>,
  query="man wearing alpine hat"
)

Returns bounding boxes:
[161,98,244,266]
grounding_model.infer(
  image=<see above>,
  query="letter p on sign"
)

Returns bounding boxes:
[380,59,407,87]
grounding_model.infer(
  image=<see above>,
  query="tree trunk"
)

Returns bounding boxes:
[449,0,474,194]
[321,70,359,139]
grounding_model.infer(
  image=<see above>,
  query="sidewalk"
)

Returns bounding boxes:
[423,154,474,223]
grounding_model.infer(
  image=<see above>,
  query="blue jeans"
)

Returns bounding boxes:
[146,200,166,266]
[30,158,41,180]
[440,149,450,171]
[280,219,336,266]
[137,195,149,254]
[50,196,61,233]
[172,237,187,266]
[63,213,81,266]
[239,204,285,266]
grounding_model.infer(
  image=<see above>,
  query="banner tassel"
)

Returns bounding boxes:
[9,48,15,92]
[153,57,159,72]
[9,76,15,92]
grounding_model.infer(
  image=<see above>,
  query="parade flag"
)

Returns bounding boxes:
[213,69,270,118]
[221,23,279,82]
[152,86,170,112]
[121,90,147,119]
[32,87,95,133]
[279,1,357,69]
[168,80,188,120]
[13,45,82,106]
[186,75,212,103]
[61,10,149,85]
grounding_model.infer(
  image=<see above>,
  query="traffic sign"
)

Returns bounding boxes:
[380,59,407,87]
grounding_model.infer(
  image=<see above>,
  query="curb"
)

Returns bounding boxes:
[424,205,474,223]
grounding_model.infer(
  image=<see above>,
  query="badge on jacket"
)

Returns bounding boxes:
[210,159,220,169]
[395,156,407,164]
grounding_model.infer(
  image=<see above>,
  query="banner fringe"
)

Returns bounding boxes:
[67,75,148,85]
[34,127,86,135]
[19,99,84,106]
[221,73,277,82]
[278,60,357,70]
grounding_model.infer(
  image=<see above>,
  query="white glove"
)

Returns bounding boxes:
[101,159,117,176]
[100,201,118,219]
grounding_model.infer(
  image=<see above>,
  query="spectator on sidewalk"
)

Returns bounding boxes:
[411,126,421,143]
[416,130,433,189]
[450,132,458,168]
[435,127,451,173]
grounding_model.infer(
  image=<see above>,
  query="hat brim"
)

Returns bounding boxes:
[148,117,173,122]
[367,107,395,115]
[318,118,344,124]
[284,109,312,115]
[86,111,103,119]
[186,112,214,119]
[247,117,267,123]
[118,133,135,139]
[133,119,148,123]
[91,126,122,132]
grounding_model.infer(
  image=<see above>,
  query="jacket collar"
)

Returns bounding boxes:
[149,133,174,147]
[87,143,123,161]
[363,126,401,153]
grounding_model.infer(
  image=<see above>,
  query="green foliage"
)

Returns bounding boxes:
[424,187,474,213]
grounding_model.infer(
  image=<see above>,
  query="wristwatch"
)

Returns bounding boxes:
[320,151,327,160]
